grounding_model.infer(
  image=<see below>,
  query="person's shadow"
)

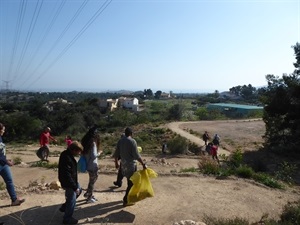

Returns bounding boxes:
[0,199,135,224]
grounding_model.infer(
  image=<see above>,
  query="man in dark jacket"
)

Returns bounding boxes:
[58,141,83,225]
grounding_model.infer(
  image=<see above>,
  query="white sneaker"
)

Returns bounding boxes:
[91,196,98,201]
[86,198,96,203]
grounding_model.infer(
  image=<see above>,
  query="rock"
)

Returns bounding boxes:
[49,181,61,190]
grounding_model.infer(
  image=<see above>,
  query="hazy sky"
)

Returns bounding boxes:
[0,0,299,93]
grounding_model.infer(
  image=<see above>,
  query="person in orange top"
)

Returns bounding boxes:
[39,127,56,161]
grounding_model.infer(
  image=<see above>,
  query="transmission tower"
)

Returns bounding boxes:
[2,80,11,92]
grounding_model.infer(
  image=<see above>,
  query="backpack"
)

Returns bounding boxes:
[77,155,87,173]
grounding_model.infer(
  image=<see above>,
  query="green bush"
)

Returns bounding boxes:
[0,181,5,190]
[252,173,284,189]
[203,215,249,225]
[31,161,58,169]
[275,161,297,185]
[228,149,243,168]
[180,167,198,173]
[12,156,22,165]
[235,165,254,178]
[280,200,300,224]
[167,135,188,154]
[198,160,220,175]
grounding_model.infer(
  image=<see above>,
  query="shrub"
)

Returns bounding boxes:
[235,165,254,178]
[252,173,284,189]
[31,161,58,169]
[275,161,297,185]
[280,200,300,224]
[0,181,5,190]
[228,149,243,168]
[188,142,200,155]
[198,159,220,175]
[203,215,249,225]
[180,167,198,173]
[12,156,22,165]
[167,135,188,154]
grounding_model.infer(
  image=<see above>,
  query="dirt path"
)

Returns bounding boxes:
[166,121,230,156]
[1,120,299,225]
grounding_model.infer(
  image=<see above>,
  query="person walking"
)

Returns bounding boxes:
[0,123,25,206]
[65,135,73,148]
[58,141,83,225]
[211,143,220,165]
[81,126,101,203]
[112,133,125,188]
[39,127,56,161]
[212,134,220,146]
[114,127,147,207]
[202,131,210,146]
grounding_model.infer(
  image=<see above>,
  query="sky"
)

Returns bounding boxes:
[0,0,299,93]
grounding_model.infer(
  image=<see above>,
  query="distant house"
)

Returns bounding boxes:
[99,98,118,112]
[122,97,139,111]
[44,98,70,111]
[160,92,171,99]
[207,103,263,117]
[218,91,242,100]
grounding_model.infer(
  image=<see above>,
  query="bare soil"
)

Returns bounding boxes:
[0,120,299,225]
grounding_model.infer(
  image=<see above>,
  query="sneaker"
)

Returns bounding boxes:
[113,181,122,187]
[91,196,98,201]
[86,197,96,203]
[62,217,78,224]
[11,198,25,206]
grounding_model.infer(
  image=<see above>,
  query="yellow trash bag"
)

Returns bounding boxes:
[127,168,158,204]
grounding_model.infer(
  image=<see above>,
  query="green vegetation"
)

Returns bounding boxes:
[0,181,5,190]
[167,135,188,154]
[203,200,300,224]
[30,161,58,169]
[12,156,22,165]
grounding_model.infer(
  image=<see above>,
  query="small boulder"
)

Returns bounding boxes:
[49,181,61,190]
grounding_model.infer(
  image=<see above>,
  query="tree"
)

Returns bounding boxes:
[154,90,162,99]
[143,89,153,99]
[261,43,300,154]
[167,103,185,120]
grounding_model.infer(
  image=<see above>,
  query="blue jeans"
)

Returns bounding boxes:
[0,164,17,202]
[63,183,81,222]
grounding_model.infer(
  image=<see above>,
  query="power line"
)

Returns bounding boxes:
[13,0,44,80]
[6,0,27,81]
[25,0,113,89]
[11,0,67,84]
[19,0,90,88]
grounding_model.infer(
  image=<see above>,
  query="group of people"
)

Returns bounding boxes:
[57,126,146,224]
[0,123,146,225]
[202,131,221,164]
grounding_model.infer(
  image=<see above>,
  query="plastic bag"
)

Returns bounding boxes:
[36,146,49,160]
[127,168,158,204]
[77,155,87,173]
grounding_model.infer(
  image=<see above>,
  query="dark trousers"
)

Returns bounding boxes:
[116,166,124,185]
[123,177,133,204]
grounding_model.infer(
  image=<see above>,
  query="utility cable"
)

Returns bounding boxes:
[26,0,112,89]
[12,0,66,84]
[19,0,90,88]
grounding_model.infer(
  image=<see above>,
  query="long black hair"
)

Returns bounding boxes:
[81,125,100,155]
